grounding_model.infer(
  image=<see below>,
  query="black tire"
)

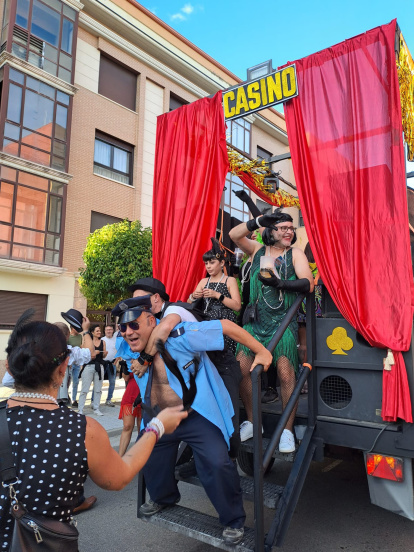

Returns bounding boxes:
[237,449,275,476]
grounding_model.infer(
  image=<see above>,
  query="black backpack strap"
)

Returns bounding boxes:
[0,400,18,485]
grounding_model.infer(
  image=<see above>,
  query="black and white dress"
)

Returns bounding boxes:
[203,277,238,354]
[0,405,88,550]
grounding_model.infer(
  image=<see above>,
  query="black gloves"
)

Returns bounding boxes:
[258,270,311,292]
[246,212,282,232]
[233,190,262,218]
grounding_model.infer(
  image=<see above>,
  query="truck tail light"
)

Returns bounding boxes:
[366,453,404,482]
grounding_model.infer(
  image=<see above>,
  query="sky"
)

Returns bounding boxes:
[139,0,414,176]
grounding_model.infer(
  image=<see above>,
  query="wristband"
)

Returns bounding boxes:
[149,416,165,439]
[144,426,159,442]
[188,294,194,302]
[218,294,225,302]
[138,351,155,366]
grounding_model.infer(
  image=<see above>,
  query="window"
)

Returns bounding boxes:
[223,173,250,223]
[0,290,47,328]
[90,211,122,233]
[298,209,305,227]
[222,118,252,223]
[169,92,188,111]
[94,132,133,185]
[257,145,272,161]
[227,118,251,155]
[98,55,137,111]
[9,0,77,83]
[256,199,272,214]
[3,68,70,170]
[0,165,66,265]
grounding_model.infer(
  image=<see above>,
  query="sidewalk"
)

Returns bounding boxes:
[0,380,126,437]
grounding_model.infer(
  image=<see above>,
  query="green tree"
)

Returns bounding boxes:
[79,219,152,310]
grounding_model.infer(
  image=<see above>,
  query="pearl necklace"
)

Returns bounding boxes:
[11,392,58,406]
[204,272,225,313]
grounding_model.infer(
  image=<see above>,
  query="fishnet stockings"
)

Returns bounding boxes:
[238,352,298,432]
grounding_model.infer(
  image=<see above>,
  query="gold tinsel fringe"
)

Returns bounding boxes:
[397,37,414,162]
[227,146,300,208]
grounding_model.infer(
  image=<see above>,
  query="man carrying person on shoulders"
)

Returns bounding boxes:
[112,295,272,546]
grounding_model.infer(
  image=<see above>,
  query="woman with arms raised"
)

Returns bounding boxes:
[229,209,313,453]
[0,310,187,550]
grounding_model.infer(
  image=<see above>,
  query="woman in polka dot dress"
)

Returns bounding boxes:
[0,311,188,551]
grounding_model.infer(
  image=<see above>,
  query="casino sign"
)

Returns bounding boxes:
[223,65,298,122]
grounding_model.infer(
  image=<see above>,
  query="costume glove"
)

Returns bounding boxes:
[258,270,310,292]
[233,190,262,217]
[246,212,283,232]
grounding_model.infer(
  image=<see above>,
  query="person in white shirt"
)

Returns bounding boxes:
[101,325,118,406]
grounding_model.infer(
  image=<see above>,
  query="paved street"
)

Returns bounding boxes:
[2,382,414,551]
[75,443,414,552]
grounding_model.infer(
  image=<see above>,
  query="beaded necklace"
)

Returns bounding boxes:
[204,272,225,313]
[10,392,59,406]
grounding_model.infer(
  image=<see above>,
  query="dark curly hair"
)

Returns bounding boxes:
[6,309,69,391]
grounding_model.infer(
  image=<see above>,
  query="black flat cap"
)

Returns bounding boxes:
[128,277,169,301]
[61,308,83,332]
[111,295,152,323]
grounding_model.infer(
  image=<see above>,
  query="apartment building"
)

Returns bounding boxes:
[0,0,298,369]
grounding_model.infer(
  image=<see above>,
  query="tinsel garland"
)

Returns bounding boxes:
[227,146,300,208]
[397,37,414,162]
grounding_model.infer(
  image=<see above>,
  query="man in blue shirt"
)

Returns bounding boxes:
[113,296,272,546]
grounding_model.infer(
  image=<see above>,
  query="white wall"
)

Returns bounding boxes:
[140,79,164,228]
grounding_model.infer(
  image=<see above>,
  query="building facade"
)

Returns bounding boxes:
[0,0,300,370]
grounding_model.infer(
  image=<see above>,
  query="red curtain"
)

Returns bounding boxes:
[152,91,229,302]
[284,20,414,422]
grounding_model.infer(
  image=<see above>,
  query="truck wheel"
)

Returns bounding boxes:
[237,449,275,476]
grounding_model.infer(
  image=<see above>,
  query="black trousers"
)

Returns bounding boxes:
[208,348,242,458]
[142,411,246,528]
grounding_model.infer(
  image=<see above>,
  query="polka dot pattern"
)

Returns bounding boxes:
[0,406,88,550]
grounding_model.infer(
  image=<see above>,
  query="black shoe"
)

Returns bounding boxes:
[176,459,197,479]
[261,387,279,404]
[72,401,78,408]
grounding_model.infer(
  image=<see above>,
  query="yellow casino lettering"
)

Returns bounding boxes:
[223,90,235,118]
[247,81,261,110]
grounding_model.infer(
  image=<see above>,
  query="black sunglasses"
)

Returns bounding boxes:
[120,315,152,333]
[120,321,141,333]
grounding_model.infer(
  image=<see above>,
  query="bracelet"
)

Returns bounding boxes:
[149,417,165,439]
[138,351,155,366]
[145,426,160,443]
[218,294,225,302]
[255,216,262,228]
[188,293,194,302]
